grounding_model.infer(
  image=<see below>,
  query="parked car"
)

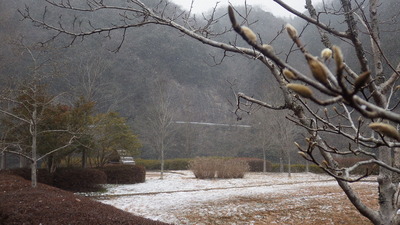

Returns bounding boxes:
[119,156,135,165]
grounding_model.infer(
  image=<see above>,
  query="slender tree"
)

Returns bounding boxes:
[145,79,177,179]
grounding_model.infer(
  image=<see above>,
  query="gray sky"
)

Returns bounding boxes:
[170,0,322,18]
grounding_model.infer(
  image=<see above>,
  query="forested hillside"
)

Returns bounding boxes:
[1,0,399,162]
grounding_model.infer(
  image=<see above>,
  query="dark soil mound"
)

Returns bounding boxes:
[0,174,170,225]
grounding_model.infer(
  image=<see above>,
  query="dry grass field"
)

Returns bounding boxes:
[101,171,378,224]
[179,182,377,224]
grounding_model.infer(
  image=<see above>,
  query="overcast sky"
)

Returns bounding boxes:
[170,0,322,18]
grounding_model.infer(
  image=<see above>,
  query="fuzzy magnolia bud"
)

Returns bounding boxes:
[285,24,298,40]
[321,48,332,61]
[283,68,297,80]
[369,122,400,141]
[241,26,257,43]
[298,151,308,159]
[305,53,328,85]
[354,71,371,90]
[228,6,236,27]
[332,45,344,71]
[261,44,274,53]
[286,83,313,98]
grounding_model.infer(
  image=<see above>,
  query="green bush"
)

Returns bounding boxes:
[165,158,190,170]
[100,165,146,184]
[53,168,107,192]
[271,163,324,173]
[136,158,190,170]
[135,159,160,170]
[236,158,272,172]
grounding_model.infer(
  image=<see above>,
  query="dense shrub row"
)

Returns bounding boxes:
[136,158,190,170]
[135,157,329,174]
[1,165,146,192]
[0,168,54,185]
[100,165,146,184]
[189,157,250,179]
[271,164,324,173]
[236,158,273,172]
[53,168,107,192]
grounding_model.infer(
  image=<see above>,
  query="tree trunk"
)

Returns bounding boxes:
[82,149,87,168]
[263,148,267,173]
[31,105,38,188]
[288,153,291,178]
[378,146,397,224]
[160,146,164,180]
[0,151,5,170]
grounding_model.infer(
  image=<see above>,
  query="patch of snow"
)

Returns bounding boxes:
[95,171,375,224]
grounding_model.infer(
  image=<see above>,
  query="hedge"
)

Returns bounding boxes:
[53,168,107,192]
[0,168,54,186]
[271,164,324,173]
[100,165,146,184]
[236,158,273,172]
[136,158,190,170]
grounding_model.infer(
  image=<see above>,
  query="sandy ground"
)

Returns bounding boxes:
[93,171,377,225]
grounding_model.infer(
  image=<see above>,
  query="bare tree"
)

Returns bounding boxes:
[252,109,298,175]
[0,43,76,187]
[21,0,400,223]
[145,78,178,179]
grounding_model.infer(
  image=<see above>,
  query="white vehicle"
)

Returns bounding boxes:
[119,156,135,165]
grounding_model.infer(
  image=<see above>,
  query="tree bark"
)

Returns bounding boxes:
[31,103,38,188]
[0,151,5,170]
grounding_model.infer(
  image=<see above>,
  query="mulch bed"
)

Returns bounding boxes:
[0,174,170,225]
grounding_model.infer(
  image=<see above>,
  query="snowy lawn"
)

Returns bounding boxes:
[93,171,377,225]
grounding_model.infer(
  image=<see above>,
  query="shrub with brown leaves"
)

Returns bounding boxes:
[0,174,170,225]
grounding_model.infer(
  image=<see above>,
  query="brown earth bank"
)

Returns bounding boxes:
[0,174,170,225]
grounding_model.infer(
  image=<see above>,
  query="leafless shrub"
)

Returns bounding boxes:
[216,159,250,179]
[189,157,217,179]
[189,158,249,179]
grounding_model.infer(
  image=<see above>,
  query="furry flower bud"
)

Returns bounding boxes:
[354,71,370,90]
[305,54,328,85]
[286,83,313,98]
[283,68,297,80]
[332,45,344,71]
[241,26,257,43]
[369,122,400,141]
[285,24,298,40]
[321,48,332,61]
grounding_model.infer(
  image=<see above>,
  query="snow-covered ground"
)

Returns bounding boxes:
[93,171,375,224]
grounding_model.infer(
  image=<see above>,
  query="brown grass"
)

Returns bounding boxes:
[178,182,377,224]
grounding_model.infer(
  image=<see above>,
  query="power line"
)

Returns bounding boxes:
[174,121,251,128]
